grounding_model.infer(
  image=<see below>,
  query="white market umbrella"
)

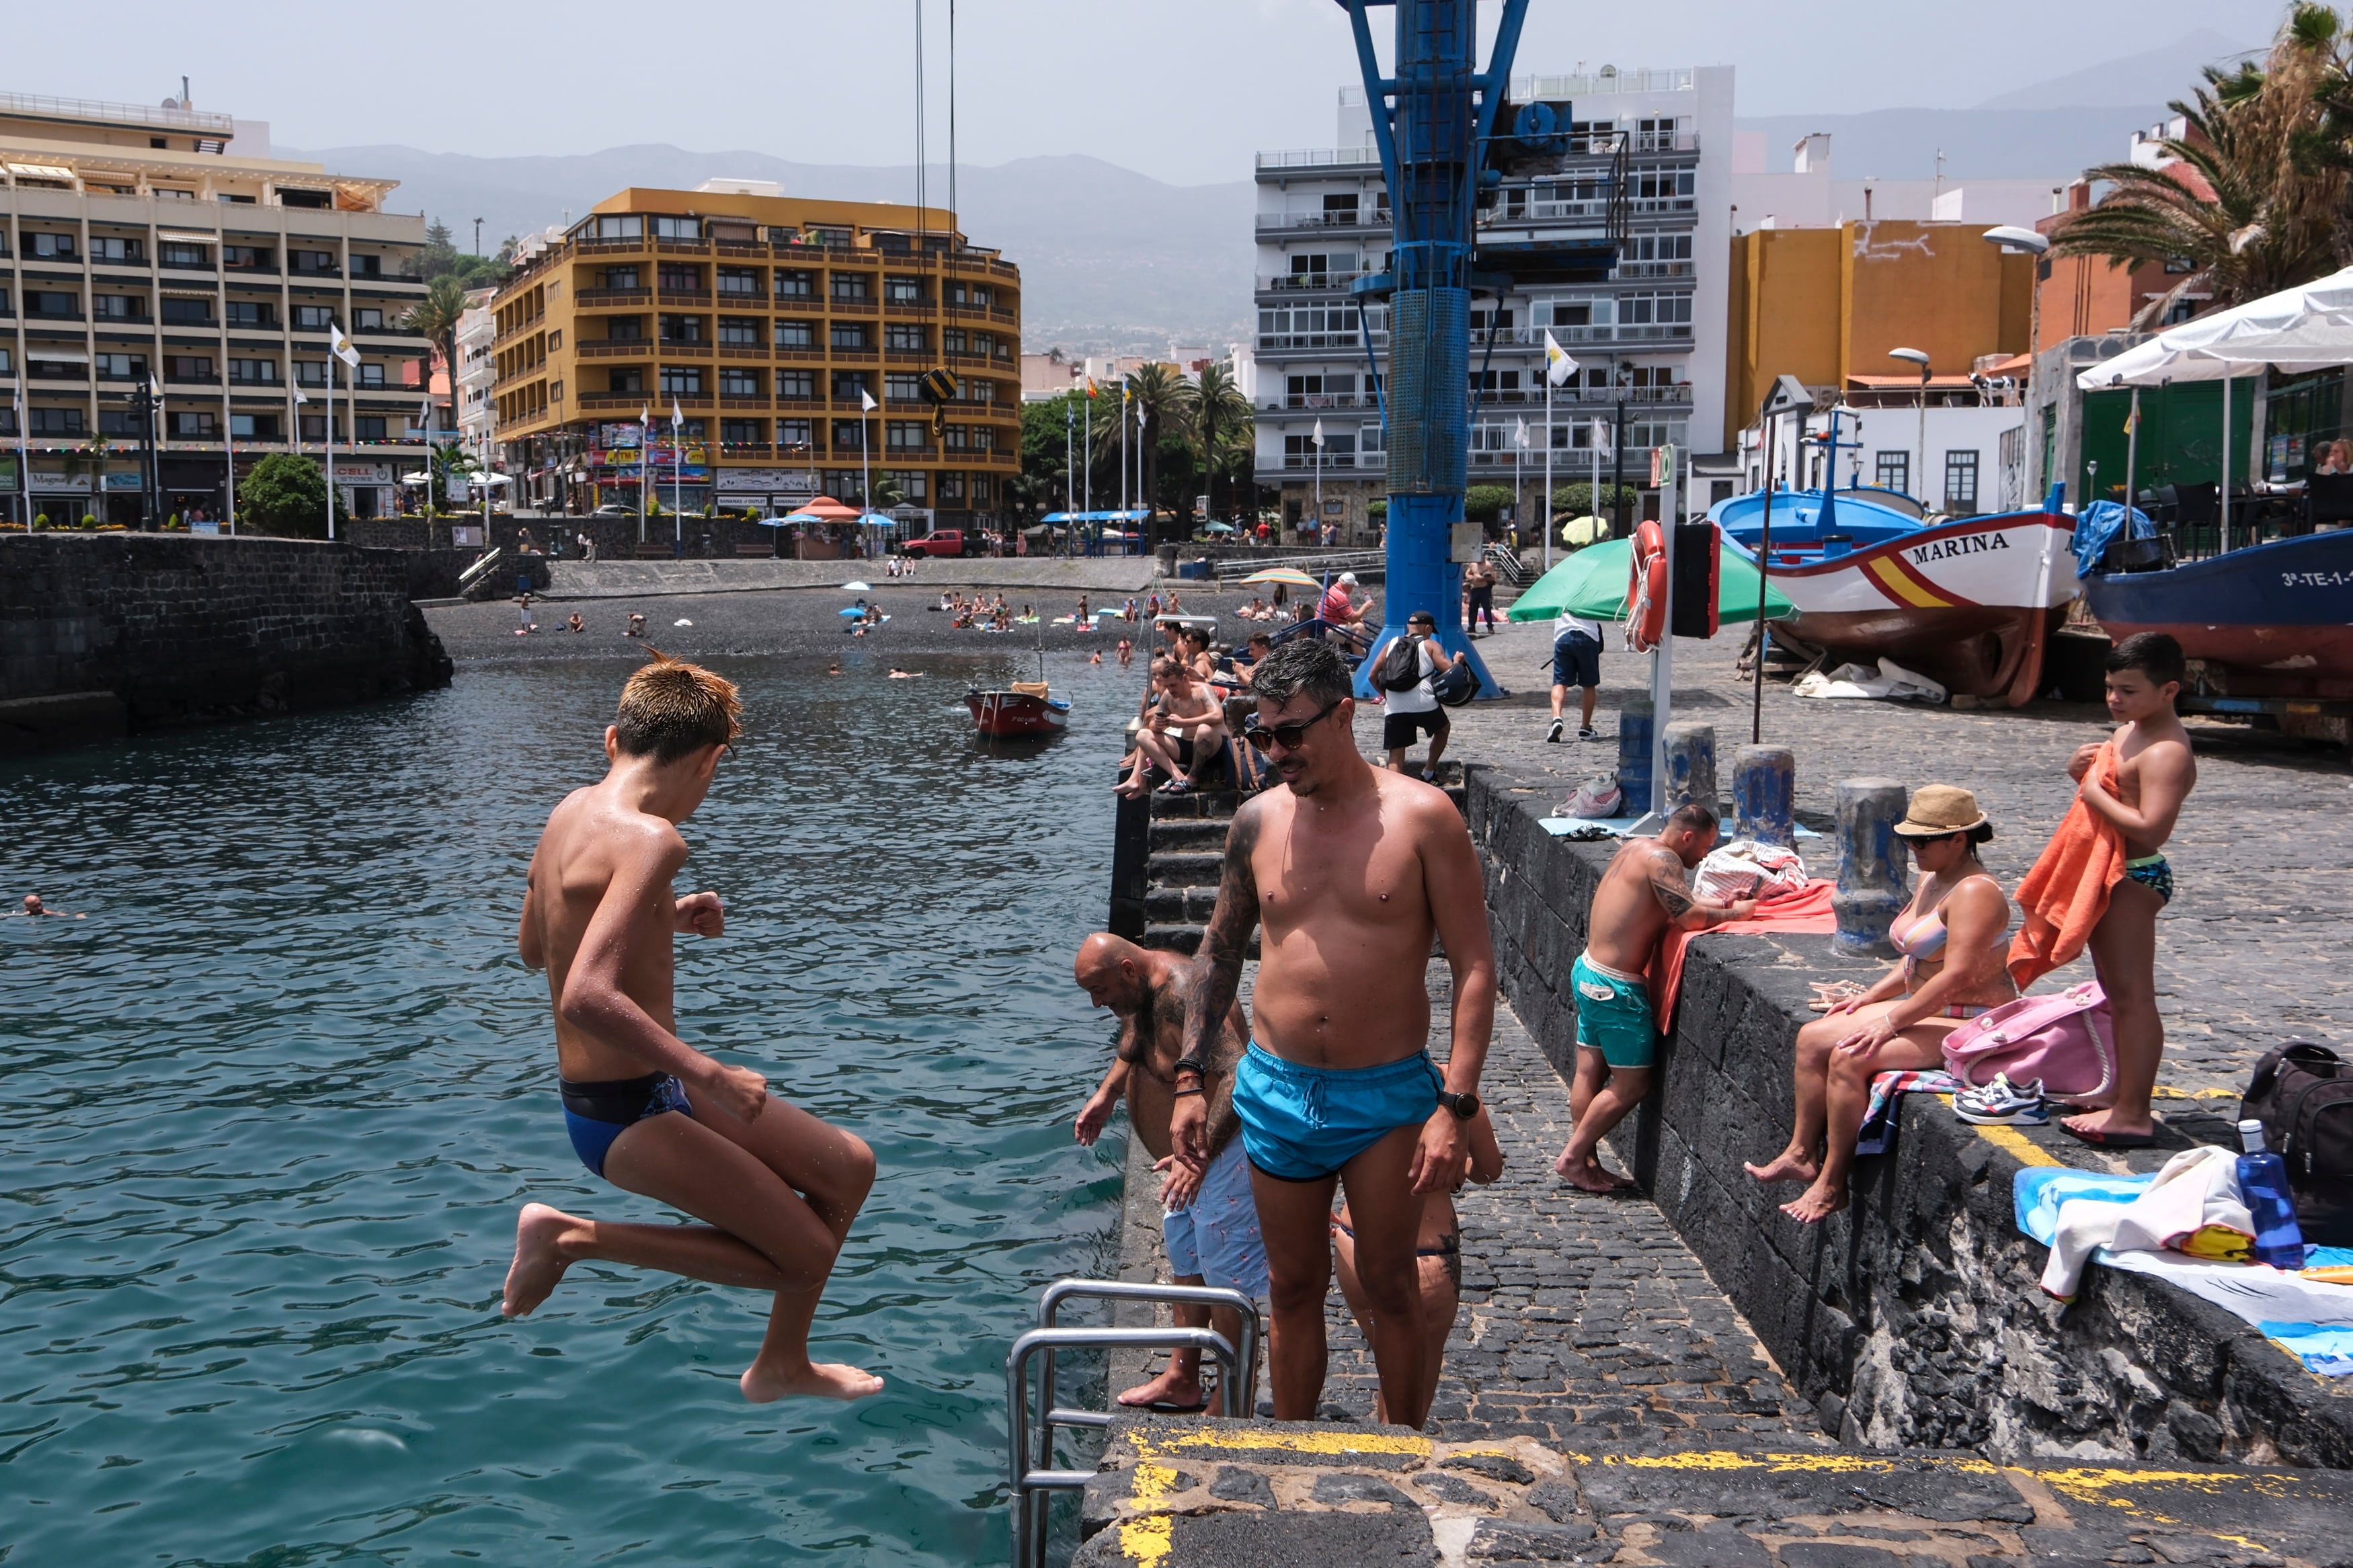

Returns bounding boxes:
[840,580,873,592]
[2078,263,2353,389]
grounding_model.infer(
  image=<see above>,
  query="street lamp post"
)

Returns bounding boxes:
[1889,347,1931,505]
[1611,362,1632,538]
[1982,224,2053,500]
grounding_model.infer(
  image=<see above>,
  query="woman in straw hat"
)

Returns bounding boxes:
[1744,785,2018,1223]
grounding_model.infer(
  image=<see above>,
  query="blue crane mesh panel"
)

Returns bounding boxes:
[1385,287,1468,495]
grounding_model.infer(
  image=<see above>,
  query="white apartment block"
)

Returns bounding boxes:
[1,89,429,522]
[1252,66,1734,541]
[456,290,495,452]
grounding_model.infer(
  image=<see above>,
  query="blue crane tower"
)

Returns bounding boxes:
[1339,0,1623,696]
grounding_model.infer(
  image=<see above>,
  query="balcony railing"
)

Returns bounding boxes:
[657,340,713,357]
[579,342,649,358]
[657,290,713,306]
[575,289,651,307]
[1613,260,1696,279]
[1261,271,1372,294]
[1256,210,1390,233]
[1256,145,1382,171]
[1257,331,1385,353]
[1269,394,1378,413]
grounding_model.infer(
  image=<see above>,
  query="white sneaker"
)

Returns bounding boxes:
[1546,718,1564,743]
[1953,1073,2048,1126]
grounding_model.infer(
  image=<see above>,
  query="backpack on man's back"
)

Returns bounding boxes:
[1379,635,1425,693]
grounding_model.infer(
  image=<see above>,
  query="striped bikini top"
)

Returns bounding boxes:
[1889,874,2003,967]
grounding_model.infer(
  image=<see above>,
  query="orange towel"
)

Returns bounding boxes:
[1648,877,1839,1028]
[2007,743,2126,989]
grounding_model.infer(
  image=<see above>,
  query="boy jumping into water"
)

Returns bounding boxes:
[502,653,883,1402]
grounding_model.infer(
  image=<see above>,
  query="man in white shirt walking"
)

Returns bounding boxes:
[1547,608,1603,743]
[1371,610,1458,780]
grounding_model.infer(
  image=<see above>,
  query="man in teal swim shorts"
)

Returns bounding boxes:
[1552,804,1757,1193]
[1170,639,1497,1430]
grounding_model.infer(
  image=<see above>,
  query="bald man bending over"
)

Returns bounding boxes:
[1072,932,1257,1413]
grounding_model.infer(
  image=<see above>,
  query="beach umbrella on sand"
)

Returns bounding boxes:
[840,581,872,592]
[1239,566,1321,587]
[1507,537,1792,624]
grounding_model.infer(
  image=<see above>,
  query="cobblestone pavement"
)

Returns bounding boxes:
[1412,616,2353,1098]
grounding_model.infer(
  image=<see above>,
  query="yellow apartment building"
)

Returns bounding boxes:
[489,182,1022,522]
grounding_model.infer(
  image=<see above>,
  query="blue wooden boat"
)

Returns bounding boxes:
[2080,530,2353,699]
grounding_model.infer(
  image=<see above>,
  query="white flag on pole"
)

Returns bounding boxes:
[1544,331,1579,386]
[329,324,361,370]
[859,387,879,412]
[670,399,684,432]
[1311,417,1324,448]
[293,384,309,405]
[1514,415,1530,448]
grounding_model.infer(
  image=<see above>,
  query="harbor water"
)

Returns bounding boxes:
[1,650,1140,1563]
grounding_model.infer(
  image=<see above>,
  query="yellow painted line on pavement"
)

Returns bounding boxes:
[1561,1449,1999,1476]
[1117,1462,1181,1565]
[1972,1122,2061,1168]
[1136,1426,1433,1460]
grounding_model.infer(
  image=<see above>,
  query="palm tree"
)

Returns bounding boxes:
[2050,13,2346,326]
[1123,363,1187,549]
[1174,363,1254,527]
[400,276,471,441]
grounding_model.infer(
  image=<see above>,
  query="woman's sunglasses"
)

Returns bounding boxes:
[1243,698,1345,753]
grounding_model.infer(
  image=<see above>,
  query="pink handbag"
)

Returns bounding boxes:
[1940,981,2119,1108]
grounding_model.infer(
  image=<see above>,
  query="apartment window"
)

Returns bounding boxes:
[229,358,278,384]
[159,241,210,268]
[100,409,141,436]
[718,367,761,397]
[292,249,337,274]
[29,290,81,318]
[830,272,871,300]
[167,355,216,381]
[169,411,219,438]
[778,417,814,447]
[721,418,765,444]
[1468,369,1522,393]
[810,227,850,247]
[31,407,85,436]
[95,353,145,380]
[278,188,331,208]
[718,317,760,346]
[883,323,926,352]
[608,368,644,393]
[1468,307,1514,333]
[89,235,143,263]
[353,308,385,331]
[659,315,704,343]
[294,360,327,386]
[937,471,966,502]
[941,423,969,450]
[830,322,872,350]
[658,366,703,395]
[657,264,702,292]
[357,364,385,388]
[1322,193,1361,217]
[218,193,256,205]
[832,419,867,448]
[1874,452,1909,495]
[28,232,78,259]
[350,253,383,278]
[592,215,643,239]
[883,276,922,303]
[775,268,815,297]
[830,370,871,401]
[653,216,701,241]
[605,317,645,342]
[1943,450,1980,513]
[230,413,280,440]
[885,372,923,401]
[775,319,815,348]
[354,415,387,441]
[881,468,926,502]
[225,244,270,269]
[27,356,85,379]
[93,294,145,321]
[777,369,817,399]
[715,267,760,296]
[164,297,217,325]
[292,304,335,330]
[602,265,642,290]
[885,420,928,450]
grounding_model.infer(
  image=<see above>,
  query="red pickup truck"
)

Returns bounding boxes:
[900,530,978,558]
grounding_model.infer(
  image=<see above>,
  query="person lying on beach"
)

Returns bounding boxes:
[1070,933,1258,1414]
[14,894,83,918]
[1744,786,2014,1220]
[1555,804,1757,1194]
[1332,1104,1501,1424]
[567,613,586,634]
[502,653,881,1403]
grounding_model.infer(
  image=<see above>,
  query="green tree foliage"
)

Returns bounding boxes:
[241,452,344,537]
[403,277,472,438]
[1462,484,1517,524]
[1550,482,1643,518]
[1172,364,1254,524]
[411,218,513,288]
[1367,499,1388,522]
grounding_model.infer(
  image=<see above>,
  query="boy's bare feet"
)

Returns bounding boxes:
[502,1202,576,1318]
[1554,1147,1636,1192]
[1781,1181,1848,1224]
[740,1359,885,1403]
[1742,1151,1821,1185]
[1116,1363,1208,1411]
[2058,1107,2158,1143]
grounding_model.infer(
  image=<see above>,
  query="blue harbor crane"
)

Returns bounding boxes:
[1340,0,1625,696]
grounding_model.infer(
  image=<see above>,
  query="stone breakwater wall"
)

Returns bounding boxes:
[1466,764,2353,1470]
[0,534,452,747]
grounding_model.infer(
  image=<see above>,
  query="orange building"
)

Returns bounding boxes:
[2032,179,2190,351]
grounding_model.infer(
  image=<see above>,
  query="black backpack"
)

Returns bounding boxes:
[1380,636,1425,692]
[2241,1042,2353,1245]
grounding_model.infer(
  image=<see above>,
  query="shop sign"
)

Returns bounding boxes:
[104,472,145,491]
[333,462,389,482]
[717,467,820,495]
[30,470,93,493]
[0,455,16,491]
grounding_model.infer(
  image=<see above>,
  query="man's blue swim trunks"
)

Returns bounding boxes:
[1231,1040,1443,1182]
[561,1072,694,1178]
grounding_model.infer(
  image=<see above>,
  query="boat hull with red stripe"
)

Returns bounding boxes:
[1734,509,2077,706]
[2080,530,2353,698]
[965,688,1071,737]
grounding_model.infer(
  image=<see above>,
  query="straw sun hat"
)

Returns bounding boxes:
[1892,784,1990,838]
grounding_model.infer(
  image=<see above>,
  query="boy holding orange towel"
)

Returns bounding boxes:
[2008,633,2197,1148]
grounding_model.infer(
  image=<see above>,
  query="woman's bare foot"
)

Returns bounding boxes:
[740,1359,885,1403]
[1116,1362,1207,1411]
[1743,1150,1821,1185]
[1554,1147,1636,1192]
[502,1202,577,1318]
[1781,1181,1848,1225]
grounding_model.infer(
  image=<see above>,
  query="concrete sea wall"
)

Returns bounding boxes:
[1466,764,2353,1469]
[0,534,452,749]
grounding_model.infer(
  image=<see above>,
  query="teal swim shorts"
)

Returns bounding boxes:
[1570,952,1657,1069]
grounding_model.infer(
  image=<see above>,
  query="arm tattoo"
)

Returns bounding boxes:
[1183,807,1263,1075]
[1645,848,1696,921]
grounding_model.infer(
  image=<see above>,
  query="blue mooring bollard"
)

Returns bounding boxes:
[1616,698,1654,815]
[1732,746,1796,847]
[1661,722,1717,817]
[1833,777,1909,957]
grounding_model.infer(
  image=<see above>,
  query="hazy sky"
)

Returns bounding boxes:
[10,0,2294,185]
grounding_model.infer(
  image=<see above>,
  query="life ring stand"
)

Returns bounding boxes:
[1627,520,1668,653]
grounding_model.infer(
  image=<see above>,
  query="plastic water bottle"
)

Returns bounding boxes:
[2237,1120,2308,1270]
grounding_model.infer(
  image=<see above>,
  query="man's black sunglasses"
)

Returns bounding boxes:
[1243,698,1346,752]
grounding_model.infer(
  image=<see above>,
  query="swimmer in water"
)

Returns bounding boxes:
[626,612,647,638]
[15,893,83,917]
[504,652,882,1403]
[887,668,920,679]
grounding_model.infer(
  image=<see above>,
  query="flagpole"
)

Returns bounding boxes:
[670,401,684,554]
[639,407,649,544]
[225,413,235,536]
[15,385,29,529]
[325,358,336,541]
[1083,383,1091,522]
[1543,374,1554,571]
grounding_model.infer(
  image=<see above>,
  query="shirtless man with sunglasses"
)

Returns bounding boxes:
[1171,638,1495,1430]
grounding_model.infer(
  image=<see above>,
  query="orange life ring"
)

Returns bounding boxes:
[1627,521,1668,652]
